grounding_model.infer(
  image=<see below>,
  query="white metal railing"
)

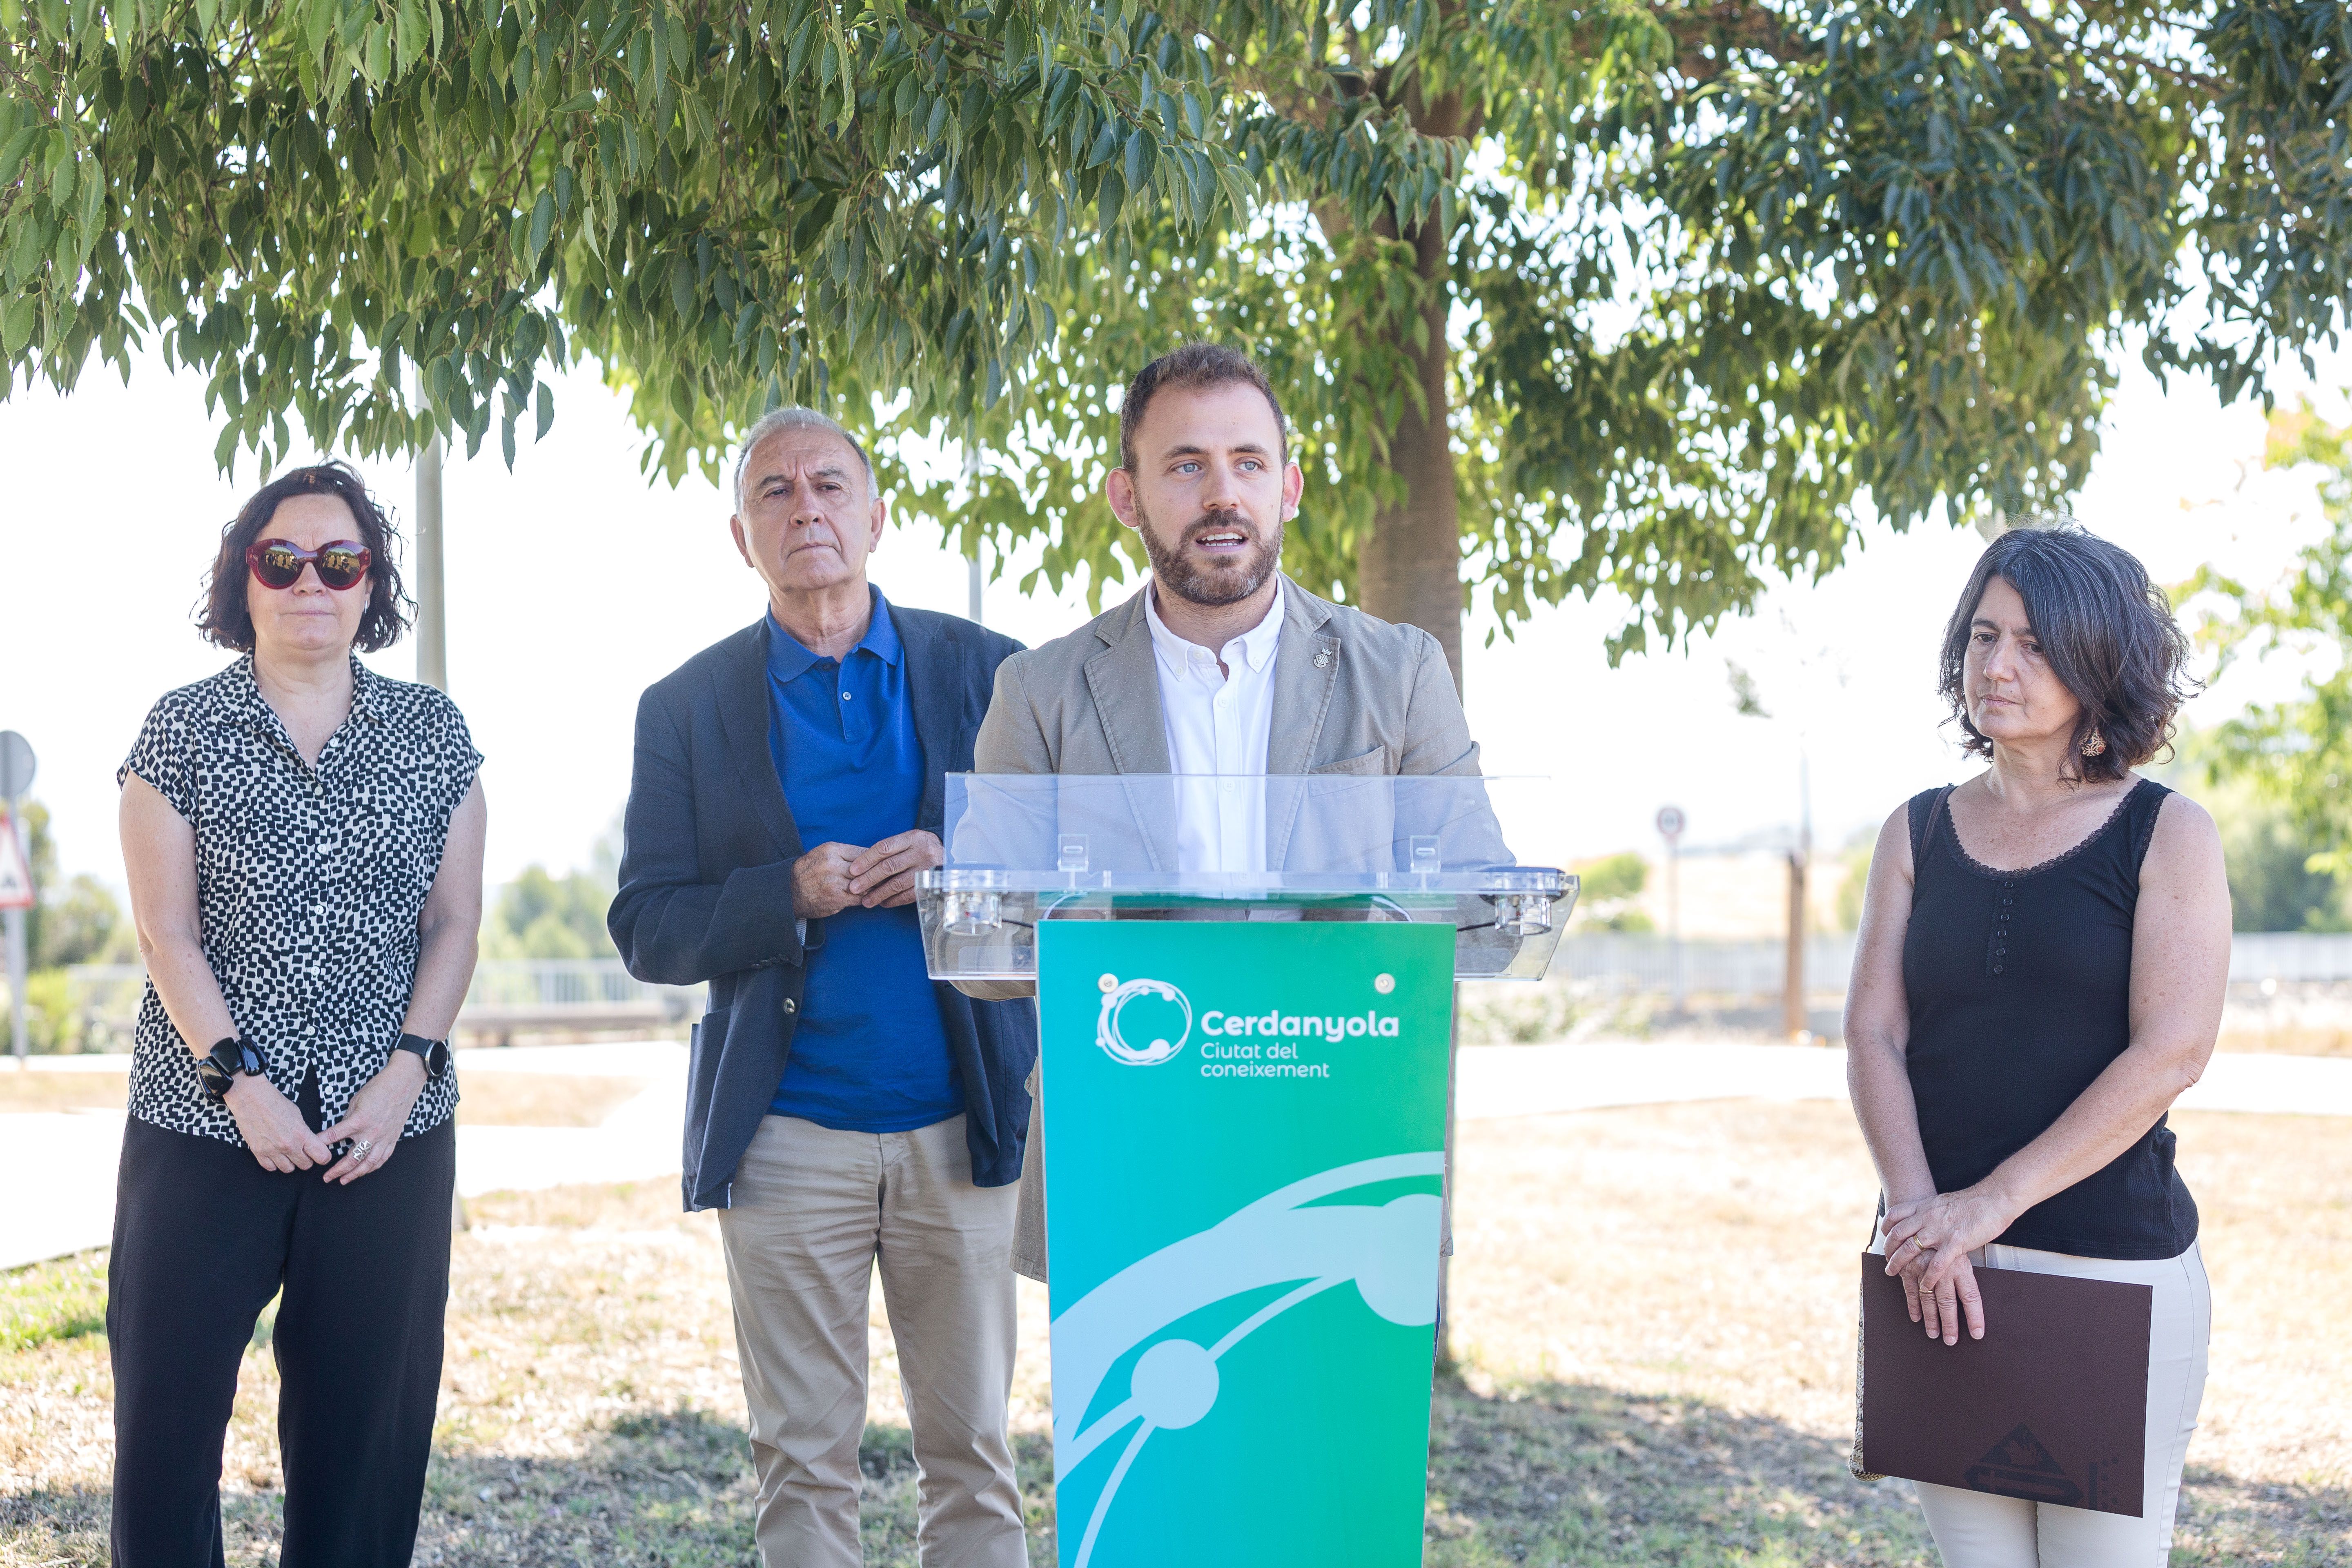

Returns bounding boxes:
[2223,932,2352,984]
[1553,929,2352,996]
[52,932,2347,1045]
[1550,934,1859,998]
[61,959,700,1045]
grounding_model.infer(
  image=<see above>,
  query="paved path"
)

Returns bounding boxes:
[8,1040,2350,1272]
[0,1044,686,1273]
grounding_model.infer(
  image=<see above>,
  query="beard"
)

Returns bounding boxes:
[1136,505,1285,608]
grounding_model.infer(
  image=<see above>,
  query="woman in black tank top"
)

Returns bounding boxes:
[1845,526,2231,1566]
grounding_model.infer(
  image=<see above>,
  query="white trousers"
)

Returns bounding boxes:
[1911,1240,2210,1568]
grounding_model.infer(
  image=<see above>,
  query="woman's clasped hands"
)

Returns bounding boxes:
[1880,1186,2021,1346]
[222,1049,428,1184]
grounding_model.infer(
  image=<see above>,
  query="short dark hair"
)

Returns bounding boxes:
[1937,523,2195,780]
[198,462,412,654]
[1118,343,1288,474]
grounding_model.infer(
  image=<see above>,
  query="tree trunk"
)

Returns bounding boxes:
[1356,214,1463,690]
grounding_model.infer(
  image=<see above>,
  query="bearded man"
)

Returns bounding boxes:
[968,341,1486,1281]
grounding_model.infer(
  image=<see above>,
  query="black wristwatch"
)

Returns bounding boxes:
[394,1032,452,1080]
[196,1037,266,1103]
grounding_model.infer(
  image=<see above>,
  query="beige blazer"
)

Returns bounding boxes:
[971,576,1483,1280]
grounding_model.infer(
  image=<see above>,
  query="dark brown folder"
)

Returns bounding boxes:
[1858,1254,2152,1517]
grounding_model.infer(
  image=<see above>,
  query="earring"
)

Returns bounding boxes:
[2080,729,2108,758]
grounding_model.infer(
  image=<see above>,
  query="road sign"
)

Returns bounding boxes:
[0,732,32,800]
[0,817,28,910]
[1655,804,1686,840]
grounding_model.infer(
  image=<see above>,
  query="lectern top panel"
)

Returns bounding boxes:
[915,774,1578,981]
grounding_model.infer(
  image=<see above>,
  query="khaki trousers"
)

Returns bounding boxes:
[717,1113,1026,1568]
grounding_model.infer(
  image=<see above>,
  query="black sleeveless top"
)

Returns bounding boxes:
[1902,779,2197,1260]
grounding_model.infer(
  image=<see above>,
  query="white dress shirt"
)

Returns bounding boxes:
[1144,582,1284,873]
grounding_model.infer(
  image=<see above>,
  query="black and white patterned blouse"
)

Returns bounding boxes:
[118,655,481,1146]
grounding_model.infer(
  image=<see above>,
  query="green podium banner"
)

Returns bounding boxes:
[1038,919,1456,1568]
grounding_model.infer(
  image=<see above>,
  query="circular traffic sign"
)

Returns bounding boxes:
[0,731,34,800]
[1655,804,1686,840]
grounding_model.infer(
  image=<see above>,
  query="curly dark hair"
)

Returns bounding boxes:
[1937,523,2196,781]
[198,462,412,653]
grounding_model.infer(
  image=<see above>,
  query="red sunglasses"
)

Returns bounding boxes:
[245,539,372,592]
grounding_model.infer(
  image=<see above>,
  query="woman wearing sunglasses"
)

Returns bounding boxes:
[111,461,486,1566]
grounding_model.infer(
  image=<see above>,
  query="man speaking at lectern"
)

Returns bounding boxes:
[969,342,1486,1281]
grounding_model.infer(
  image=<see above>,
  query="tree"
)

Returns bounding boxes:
[2183,403,2352,915]
[1569,850,1650,932]
[0,0,1243,475]
[6,799,130,967]
[2210,778,2344,932]
[485,862,621,959]
[12,6,2351,681]
[929,0,2352,677]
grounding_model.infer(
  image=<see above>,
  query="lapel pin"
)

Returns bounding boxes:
[1314,648,1335,669]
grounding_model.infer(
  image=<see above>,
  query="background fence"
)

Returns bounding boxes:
[43,933,2352,1052]
[1546,930,2352,1000]
[58,960,704,1050]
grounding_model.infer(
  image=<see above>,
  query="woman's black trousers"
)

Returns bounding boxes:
[106,1112,456,1568]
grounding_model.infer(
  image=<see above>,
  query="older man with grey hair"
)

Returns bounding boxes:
[608,407,1036,1568]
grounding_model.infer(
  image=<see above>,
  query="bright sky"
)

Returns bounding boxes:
[2,339,2344,892]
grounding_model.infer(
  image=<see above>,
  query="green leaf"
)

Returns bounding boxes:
[535,381,553,441]
[76,160,103,247]
[669,254,694,319]
[525,189,555,270]
[0,127,38,185]
[1123,127,1152,193]
[554,91,599,114]
[0,295,33,355]
[1086,116,1119,169]
[395,0,423,76]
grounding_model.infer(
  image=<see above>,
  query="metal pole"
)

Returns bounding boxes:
[1787,743,1812,1042]
[416,434,448,692]
[1784,851,1808,1040]
[1656,806,1686,1015]
[6,802,25,1065]
[413,427,460,1230]
[1667,839,1682,1013]
[964,431,984,626]
[5,909,23,1065]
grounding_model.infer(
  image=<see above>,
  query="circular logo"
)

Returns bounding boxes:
[1096,978,1192,1067]
[1373,973,1396,995]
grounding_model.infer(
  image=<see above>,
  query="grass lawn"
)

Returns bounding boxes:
[4,1100,2347,1565]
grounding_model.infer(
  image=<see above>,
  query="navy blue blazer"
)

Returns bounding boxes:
[608,604,1037,1211]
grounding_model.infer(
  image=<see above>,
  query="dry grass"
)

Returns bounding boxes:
[1441,1103,2352,1564]
[2215,1026,2352,1058]
[4,1105,2348,1566]
[0,1076,126,1115]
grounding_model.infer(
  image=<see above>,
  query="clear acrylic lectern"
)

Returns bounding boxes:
[914,773,1577,982]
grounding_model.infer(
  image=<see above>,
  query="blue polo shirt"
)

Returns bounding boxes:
[764,590,962,1131]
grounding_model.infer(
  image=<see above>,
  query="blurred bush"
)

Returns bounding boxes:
[1571,852,1654,933]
